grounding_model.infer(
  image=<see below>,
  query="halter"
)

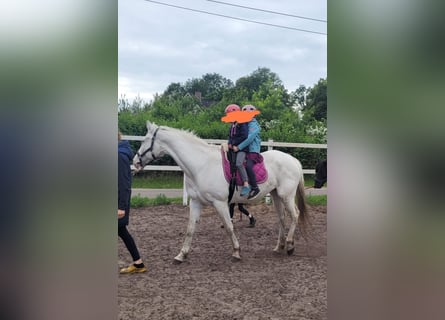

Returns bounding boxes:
[136,128,160,166]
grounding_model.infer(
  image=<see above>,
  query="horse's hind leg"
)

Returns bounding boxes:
[284,196,300,255]
[174,198,201,263]
[271,190,286,253]
[213,200,241,261]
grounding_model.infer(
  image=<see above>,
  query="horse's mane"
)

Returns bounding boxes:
[160,125,218,149]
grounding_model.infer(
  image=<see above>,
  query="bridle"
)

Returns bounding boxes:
[136,128,160,166]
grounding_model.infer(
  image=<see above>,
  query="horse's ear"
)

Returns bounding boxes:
[146,121,154,130]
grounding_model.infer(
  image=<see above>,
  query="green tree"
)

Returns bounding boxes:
[118,70,327,168]
[183,73,233,103]
[251,81,290,120]
[292,84,308,109]
[164,82,187,99]
[234,67,284,100]
[303,78,327,121]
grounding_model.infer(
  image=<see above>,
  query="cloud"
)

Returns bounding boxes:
[119,0,327,102]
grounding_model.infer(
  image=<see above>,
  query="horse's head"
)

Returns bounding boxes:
[313,159,327,188]
[133,121,164,172]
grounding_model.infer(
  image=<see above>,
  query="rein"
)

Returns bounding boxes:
[227,150,237,203]
[137,128,160,166]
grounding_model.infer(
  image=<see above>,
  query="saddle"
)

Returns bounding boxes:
[220,145,268,186]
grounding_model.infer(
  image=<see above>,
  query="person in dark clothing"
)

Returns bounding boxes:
[230,203,256,227]
[221,203,256,228]
[225,104,252,197]
[234,105,262,199]
[118,131,146,274]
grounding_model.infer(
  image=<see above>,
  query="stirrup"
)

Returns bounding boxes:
[247,188,260,199]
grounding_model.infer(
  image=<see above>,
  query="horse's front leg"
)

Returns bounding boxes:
[214,200,241,261]
[174,198,201,263]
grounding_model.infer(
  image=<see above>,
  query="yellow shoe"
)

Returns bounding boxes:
[119,264,147,274]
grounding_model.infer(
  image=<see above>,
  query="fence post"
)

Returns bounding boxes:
[182,173,188,206]
[268,138,274,151]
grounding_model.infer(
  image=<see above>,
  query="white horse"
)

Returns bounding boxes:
[133,121,308,263]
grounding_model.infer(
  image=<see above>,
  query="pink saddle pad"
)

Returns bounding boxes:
[221,149,268,186]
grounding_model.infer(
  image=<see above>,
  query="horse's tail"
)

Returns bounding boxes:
[296,176,309,238]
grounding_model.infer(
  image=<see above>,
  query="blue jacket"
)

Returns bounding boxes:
[118,141,133,216]
[228,122,248,152]
[237,118,261,153]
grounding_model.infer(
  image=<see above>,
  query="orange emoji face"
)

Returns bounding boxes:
[221,110,260,123]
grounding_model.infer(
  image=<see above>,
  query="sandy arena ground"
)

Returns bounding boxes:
[118,203,327,320]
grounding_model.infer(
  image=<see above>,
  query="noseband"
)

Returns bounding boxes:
[136,128,159,166]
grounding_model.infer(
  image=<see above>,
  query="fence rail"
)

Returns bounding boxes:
[123,135,327,205]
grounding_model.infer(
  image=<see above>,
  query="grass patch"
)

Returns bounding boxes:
[131,194,183,207]
[306,195,327,206]
[132,174,183,188]
[304,176,314,187]
[305,176,327,188]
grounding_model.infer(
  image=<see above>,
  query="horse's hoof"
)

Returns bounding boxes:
[287,247,295,256]
[232,250,241,261]
[273,244,285,253]
[173,258,183,264]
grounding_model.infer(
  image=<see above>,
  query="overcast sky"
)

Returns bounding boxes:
[119,0,326,103]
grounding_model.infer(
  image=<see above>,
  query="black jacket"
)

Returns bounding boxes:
[118,141,133,215]
[228,122,248,152]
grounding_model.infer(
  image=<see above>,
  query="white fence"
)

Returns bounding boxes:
[123,135,327,204]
